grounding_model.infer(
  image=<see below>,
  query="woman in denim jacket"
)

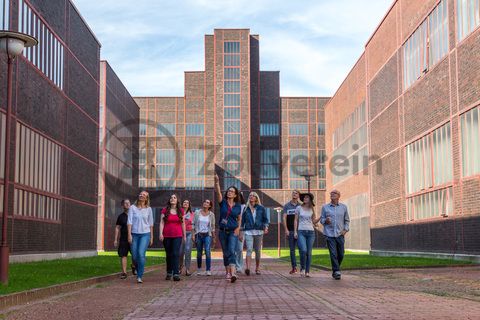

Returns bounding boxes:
[241,192,269,275]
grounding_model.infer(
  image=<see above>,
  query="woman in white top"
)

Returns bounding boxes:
[192,199,216,275]
[127,190,154,283]
[294,193,320,277]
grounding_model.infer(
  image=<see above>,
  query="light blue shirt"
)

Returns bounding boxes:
[127,205,154,234]
[320,203,350,238]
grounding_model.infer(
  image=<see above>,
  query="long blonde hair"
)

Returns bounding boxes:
[247,192,261,207]
[135,190,151,207]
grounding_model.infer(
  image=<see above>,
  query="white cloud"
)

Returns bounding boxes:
[73,0,392,97]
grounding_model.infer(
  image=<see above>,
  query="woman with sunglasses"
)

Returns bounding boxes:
[214,174,242,283]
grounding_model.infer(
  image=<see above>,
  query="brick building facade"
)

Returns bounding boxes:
[136,29,328,248]
[0,0,101,255]
[326,0,480,255]
[97,61,139,251]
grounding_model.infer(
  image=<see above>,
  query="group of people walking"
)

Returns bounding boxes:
[113,175,350,284]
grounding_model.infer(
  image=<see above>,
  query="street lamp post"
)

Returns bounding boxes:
[0,31,38,285]
[300,172,316,194]
[274,207,283,258]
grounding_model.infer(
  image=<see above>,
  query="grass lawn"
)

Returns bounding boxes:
[0,251,165,296]
[263,248,473,270]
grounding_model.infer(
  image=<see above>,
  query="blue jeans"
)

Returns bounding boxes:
[163,237,182,276]
[180,232,193,271]
[297,230,315,273]
[288,231,297,268]
[235,237,244,271]
[219,230,238,267]
[195,233,212,271]
[326,236,345,274]
[131,233,150,279]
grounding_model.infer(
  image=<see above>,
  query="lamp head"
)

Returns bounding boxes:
[0,31,38,58]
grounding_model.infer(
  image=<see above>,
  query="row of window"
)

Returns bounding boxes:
[104,152,133,186]
[332,102,366,149]
[15,122,62,195]
[332,124,367,160]
[0,0,9,29]
[260,150,280,188]
[457,0,480,41]
[19,0,65,89]
[405,123,452,194]
[14,188,61,221]
[403,1,448,89]
[259,123,324,137]
[342,193,369,219]
[332,145,368,185]
[140,123,206,137]
[460,106,480,177]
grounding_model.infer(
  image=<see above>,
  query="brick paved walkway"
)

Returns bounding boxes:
[3,258,480,320]
[124,259,480,320]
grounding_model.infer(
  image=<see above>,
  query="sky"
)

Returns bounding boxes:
[73,0,392,97]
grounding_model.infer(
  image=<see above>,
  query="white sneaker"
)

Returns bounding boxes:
[205,271,212,276]
[196,270,203,276]
[137,277,143,283]
[300,270,305,277]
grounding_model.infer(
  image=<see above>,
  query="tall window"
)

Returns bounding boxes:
[157,124,176,137]
[186,124,204,136]
[318,150,326,189]
[0,0,9,29]
[260,150,280,189]
[457,0,480,41]
[460,106,480,177]
[403,0,448,89]
[155,149,175,189]
[223,41,241,189]
[19,0,64,89]
[289,124,308,136]
[260,123,279,136]
[406,123,453,220]
[317,123,325,136]
[185,149,205,189]
[14,122,62,221]
[289,149,309,189]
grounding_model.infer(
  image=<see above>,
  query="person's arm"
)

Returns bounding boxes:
[114,225,120,247]
[148,208,154,246]
[341,205,350,236]
[293,208,299,239]
[235,209,242,238]
[320,205,327,225]
[263,208,269,234]
[282,207,289,237]
[159,213,165,241]
[214,174,222,203]
[182,218,187,242]
[127,207,133,244]
[191,211,197,241]
[312,208,321,225]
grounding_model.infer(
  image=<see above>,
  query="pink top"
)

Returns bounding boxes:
[184,211,194,232]
[161,208,184,238]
